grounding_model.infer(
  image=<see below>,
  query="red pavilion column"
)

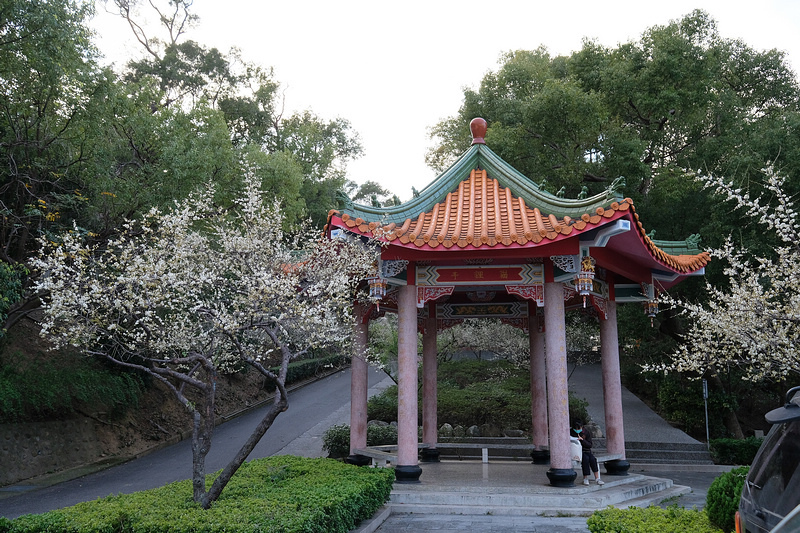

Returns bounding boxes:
[529,312,549,464]
[600,300,631,475]
[346,303,370,466]
[396,283,422,482]
[421,312,440,462]
[544,280,577,486]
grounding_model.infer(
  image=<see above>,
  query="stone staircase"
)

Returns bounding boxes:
[388,474,690,517]
[594,439,714,465]
[430,437,715,465]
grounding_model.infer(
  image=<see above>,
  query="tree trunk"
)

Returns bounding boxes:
[709,372,744,439]
[191,382,216,505]
[191,410,206,504]
[201,388,289,508]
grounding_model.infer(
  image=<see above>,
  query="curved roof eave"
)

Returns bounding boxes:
[335,144,626,224]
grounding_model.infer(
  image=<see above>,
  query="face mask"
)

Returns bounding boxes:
[575,429,582,433]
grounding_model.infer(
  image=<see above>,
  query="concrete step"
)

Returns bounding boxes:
[615,484,694,509]
[595,439,709,452]
[625,449,713,465]
[626,453,713,465]
[591,439,715,465]
[388,475,686,517]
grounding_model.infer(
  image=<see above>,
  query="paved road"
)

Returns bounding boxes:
[0,366,390,519]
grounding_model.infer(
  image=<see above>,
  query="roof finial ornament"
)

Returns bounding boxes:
[470,117,487,145]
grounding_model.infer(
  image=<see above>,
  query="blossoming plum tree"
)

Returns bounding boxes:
[662,167,800,382]
[32,174,378,508]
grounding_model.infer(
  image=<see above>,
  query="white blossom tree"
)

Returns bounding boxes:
[661,167,800,382]
[32,174,378,508]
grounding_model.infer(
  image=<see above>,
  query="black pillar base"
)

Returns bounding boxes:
[345,454,372,467]
[546,467,577,487]
[604,458,631,476]
[420,447,441,463]
[395,464,423,483]
[530,449,550,465]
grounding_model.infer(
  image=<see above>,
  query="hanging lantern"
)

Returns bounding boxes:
[574,256,596,307]
[644,299,658,327]
[367,276,388,301]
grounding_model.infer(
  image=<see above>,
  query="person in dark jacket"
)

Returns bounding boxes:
[571,420,604,485]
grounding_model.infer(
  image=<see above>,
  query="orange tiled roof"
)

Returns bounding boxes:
[334,169,708,274]
[340,169,628,247]
[636,211,711,273]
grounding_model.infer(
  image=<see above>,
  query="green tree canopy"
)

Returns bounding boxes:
[110,0,364,227]
[0,0,106,262]
[428,10,800,244]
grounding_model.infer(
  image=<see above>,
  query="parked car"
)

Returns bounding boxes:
[771,503,800,533]
[736,386,800,533]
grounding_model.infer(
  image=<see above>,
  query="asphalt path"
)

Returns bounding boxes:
[0,366,389,519]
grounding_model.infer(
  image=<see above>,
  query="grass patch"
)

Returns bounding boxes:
[3,456,394,533]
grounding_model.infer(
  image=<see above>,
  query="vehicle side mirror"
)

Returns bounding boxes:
[765,386,800,424]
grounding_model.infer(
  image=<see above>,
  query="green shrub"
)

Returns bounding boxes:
[367,424,398,446]
[654,375,735,439]
[587,505,720,532]
[438,359,516,388]
[367,384,398,422]
[323,424,351,457]
[569,393,590,425]
[706,465,749,533]
[365,361,593,432]
[710,437,763,465]
[289,354,349,382]
[322,423,399,458]
[5,456,394,533]
[0,261,27,341]
[265,354,349,392]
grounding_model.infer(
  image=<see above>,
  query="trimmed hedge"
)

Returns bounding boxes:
[709,437,763,465]
[322,423,398,458]
[2,456,394,533]
[587,506,720,532]
[706,465,749,533]
[270,354,350,389]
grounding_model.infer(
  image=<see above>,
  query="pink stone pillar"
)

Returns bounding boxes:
[396,284,422,482]
[347,306,370,465]
[529,316,549,454]
[422,315,438,445]
[600,300,630,475]
[544,281,577,486]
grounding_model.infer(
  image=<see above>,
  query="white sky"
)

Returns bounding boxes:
[90,1,800,201]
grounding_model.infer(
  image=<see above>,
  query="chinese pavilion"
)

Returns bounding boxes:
[325,118,709,486]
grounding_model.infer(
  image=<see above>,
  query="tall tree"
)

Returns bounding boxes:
[108,0,364,227]
[0,0,128,332]
[0,0,104,263]
[33,174,379,508]
[428,10,800,242]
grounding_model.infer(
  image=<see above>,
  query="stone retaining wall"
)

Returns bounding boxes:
[1,418,102,486]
